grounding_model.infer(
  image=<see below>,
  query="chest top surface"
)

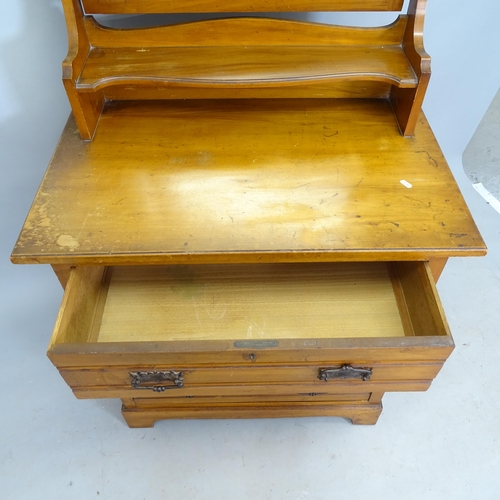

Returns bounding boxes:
[11,99,486,266]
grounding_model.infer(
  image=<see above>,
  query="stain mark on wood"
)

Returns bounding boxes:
[416,150,439,168]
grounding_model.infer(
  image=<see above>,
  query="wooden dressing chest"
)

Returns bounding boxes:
[11,0,486,427]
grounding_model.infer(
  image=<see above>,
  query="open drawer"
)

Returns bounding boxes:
[48,262,453,405]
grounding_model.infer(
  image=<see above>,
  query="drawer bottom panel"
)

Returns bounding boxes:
[72,380,431,400]
[130,392,372,407]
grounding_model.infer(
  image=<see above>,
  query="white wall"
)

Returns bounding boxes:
[1,1,69,294]
[1,1,70,320]
[424,0,500,162]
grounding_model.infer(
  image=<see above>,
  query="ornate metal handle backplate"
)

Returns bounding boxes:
[130,371,184,392]
[318,365,372,382]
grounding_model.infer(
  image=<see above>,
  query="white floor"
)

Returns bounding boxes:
[1,3,500,499]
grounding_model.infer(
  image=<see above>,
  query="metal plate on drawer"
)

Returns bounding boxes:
[234,340,279,349]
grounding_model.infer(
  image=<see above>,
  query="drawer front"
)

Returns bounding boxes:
[59,362,443,399]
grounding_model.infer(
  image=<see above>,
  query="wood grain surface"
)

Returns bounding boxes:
[79,45,417,90]
[97,263,404,342]
[59,363,444,390]
[120,401,384,427]
[75,381,430,400]
[78,17,415,90]
[84,16,408,48]
[12,99,485,265]
[81,0,404,14]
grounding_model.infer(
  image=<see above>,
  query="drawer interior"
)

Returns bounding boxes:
[50,261,450,346]
[101,262,402,342]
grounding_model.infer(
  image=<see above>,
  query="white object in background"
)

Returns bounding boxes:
[473,182,500,215]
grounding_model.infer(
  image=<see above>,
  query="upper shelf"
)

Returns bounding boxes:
[79,44,417,91]
[61,0,430,139]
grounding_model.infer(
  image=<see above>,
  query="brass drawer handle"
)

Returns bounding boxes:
[130,371,184,392]
[318,365,372,382]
